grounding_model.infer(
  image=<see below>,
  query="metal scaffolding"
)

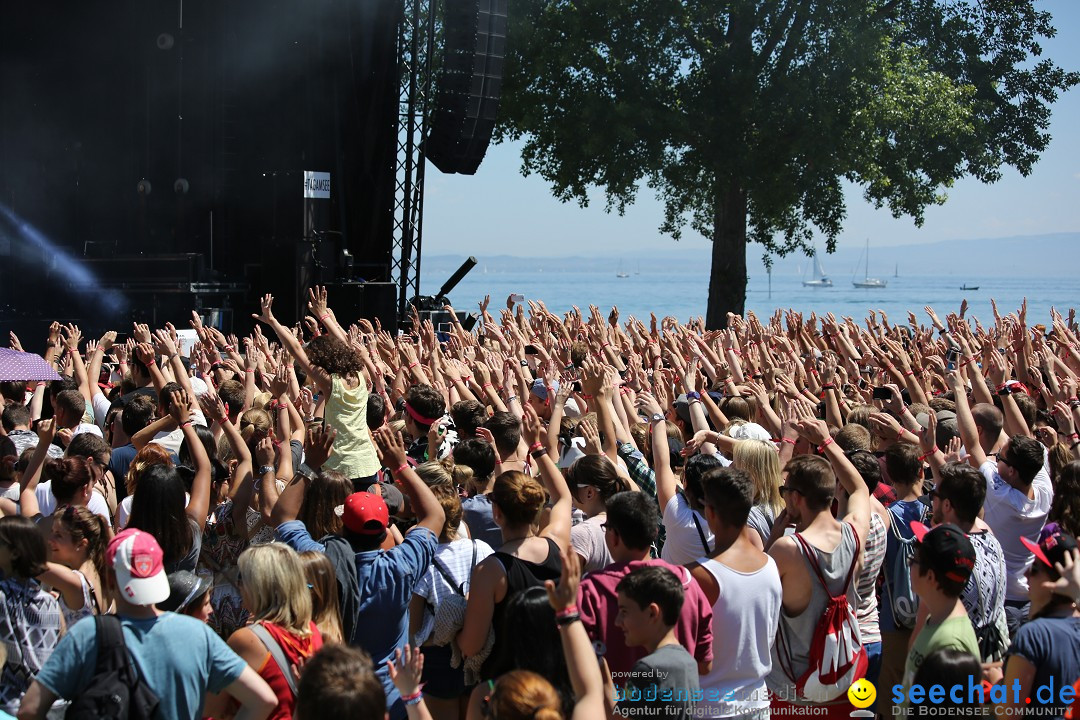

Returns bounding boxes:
[390,0,437,320]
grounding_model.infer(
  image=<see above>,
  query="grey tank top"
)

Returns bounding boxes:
[767,522,862,701]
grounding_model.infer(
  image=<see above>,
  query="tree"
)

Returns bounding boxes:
[496,0,1078,327]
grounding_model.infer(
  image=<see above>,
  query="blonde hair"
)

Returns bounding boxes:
[414,460,463,542]
[239,408,273,446]
[237,544,312,635]
[300,551,344,644]
[733,439,784,518]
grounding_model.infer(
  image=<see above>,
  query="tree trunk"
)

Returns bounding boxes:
[705,186,748,329]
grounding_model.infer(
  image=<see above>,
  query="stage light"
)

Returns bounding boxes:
[0,203,127,314]
[137,179,152,196]
[157,33,174,50]
[174,178,189,194]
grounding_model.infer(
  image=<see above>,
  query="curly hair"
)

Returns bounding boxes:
[306,335,363,378]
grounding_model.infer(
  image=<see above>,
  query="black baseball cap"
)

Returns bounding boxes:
[1021,523,1078,575]
[911,522,976,586]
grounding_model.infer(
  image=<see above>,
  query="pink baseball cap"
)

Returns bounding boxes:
[106,528,170,606]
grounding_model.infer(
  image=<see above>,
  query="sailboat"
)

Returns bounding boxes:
[802,252,833,287]
[616,260,629,279]
[852,239,887,288]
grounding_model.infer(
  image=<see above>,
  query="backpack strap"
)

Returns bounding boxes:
[680,490,711,555]
[433,556,466,596]
[791,522,862,597]
[250,622,299,698]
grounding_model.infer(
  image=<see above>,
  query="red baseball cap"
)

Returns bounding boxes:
[106,528,169,606]
[342,492,389,535]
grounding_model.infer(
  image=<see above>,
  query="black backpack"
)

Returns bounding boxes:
[65,615,159,720]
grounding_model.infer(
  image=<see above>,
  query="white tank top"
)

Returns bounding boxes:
[697,554,783,717]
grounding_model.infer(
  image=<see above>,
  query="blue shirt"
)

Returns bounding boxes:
[356,527,437,719]
[1009,616,1080,720]
[35,612,247,720]
[462,494,503,549]
[276,519,327,553]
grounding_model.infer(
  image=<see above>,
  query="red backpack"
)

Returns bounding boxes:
[777,523,868,703]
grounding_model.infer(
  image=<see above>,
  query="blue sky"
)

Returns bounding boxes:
[422,0,1080,258]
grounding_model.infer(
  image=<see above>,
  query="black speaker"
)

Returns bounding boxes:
[423,0,507,175]
[327,282,398,334]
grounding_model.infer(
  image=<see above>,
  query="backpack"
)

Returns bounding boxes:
[777,523,868,704]
[65,615,160,720]
[882,507,920,630]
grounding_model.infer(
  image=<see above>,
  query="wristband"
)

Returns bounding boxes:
[917,449,936,462]
[820,384,835,390]
[244,368,255,373]
[580,393,594,400]
[555,605,579,619]
[146,359,156,366]
[506,395,518,403]
[393,463,410,475]
[529,446,548,458]
[401,689,423,706]
[167,352,179,361]
[319,313,331,321]
[529,442,544,452]
[483,383,494,389]
[816,437,834,453]
[777,438,797,446]
[904,370,914,377]
[408,362,419,370]
[555,613,581,627]
[179,419,193,428]
[223,345,235,353]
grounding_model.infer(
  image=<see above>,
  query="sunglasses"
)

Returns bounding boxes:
[778,486,802,497]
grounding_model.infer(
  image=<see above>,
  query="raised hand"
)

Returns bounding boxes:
[251,294,275,325]
[167,389,192,425]
[373,425,407,469]
[304,424,337,470]
[387,645,425,699]
[132,322,151,344]
[62,324,82,352]
[545,546,582,612]
[520,403,542,446]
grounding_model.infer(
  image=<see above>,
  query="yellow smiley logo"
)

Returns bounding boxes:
[847,678,877,709]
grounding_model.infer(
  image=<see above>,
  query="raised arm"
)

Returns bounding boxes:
[949,369,988,468]
[271,425,334,527]
[544,547,605,720]
[522,403,573,552]
[170,390,212,533]
[252,293,332,395]
[376,426,445,537]
[794,409,870,546]
[637,390,677,510]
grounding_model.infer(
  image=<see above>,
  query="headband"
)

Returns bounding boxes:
[404,401,440,426]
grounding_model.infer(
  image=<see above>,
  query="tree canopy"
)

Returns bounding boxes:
[496,0,1079,326]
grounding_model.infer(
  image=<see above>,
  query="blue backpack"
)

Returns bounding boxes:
[883,507,921,629]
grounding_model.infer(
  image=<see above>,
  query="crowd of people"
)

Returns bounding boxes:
[1,288,1079,720]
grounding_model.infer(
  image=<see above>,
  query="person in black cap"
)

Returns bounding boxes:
[901,522,980,694]
[998,526,1080,718]
[158,570,213,623]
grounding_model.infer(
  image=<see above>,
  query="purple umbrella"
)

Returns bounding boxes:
[0,347,62,382]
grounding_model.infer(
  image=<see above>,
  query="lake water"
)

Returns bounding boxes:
[422,264,1079,327]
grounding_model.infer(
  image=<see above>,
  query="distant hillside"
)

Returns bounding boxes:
[422,232,1078,279]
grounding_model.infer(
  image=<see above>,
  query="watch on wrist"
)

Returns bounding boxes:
[650,413,664,425]
[258,465,275,476]
[685,391,701,401]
